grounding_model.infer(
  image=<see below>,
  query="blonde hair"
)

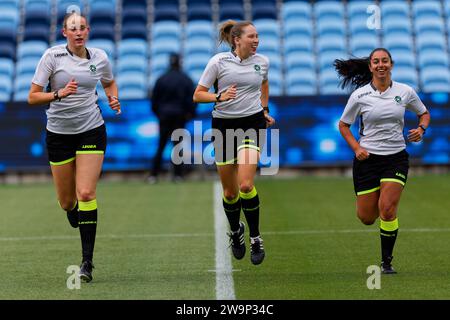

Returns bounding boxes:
[219,20,254,50]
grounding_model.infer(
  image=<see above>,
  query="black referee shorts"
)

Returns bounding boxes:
[46,124,107,165]
[353,149,409,196]
[211,111,267,165]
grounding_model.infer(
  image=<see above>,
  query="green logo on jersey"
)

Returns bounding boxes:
[254,64,261,72]
[394,96,402,103]
[89,65,97,74]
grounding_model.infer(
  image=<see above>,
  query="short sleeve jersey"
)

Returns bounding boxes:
[32,44,113,134]
[340,81,428,155]
[198,51,269,119]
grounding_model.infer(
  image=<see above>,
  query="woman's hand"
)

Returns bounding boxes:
[59,78,78,98]
[407,127,424,142]
[108,95,121,115]
[355,146,370,161]
[220,84,237,101]
[264,113,275,128]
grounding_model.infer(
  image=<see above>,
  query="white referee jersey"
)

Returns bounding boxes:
[32,44,113,134]
[198,51,269,119]
[340,81,428,155]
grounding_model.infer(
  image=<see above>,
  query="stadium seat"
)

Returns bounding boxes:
[122,24,148,40]
[284,19,313,38]
[219,4,245,21]
[418,50,449,69]
[314,1,344,21]
[186,21,214,39]
[254,19,280,39]
[286,69,317,96]
[282,1,312,23]
[154,5,180,22]
[116,56,148,74]
[252,4,277,20]
[391,67,418,89]
[412,1,442,20]
[23,26,50,43]
[117,39,148,58]
[184,38,214,56]
[284,35,313,54]
[89,24,115,41]
[187,5,212,21]
[88,39,115,59]
[420,67,450,93]
[0,44,15,61]
[17,41,48,60]
[0,58,14,78]
[285,53,315,70]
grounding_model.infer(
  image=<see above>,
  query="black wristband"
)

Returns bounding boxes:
[419,125,426,134]
[262,106,269,113]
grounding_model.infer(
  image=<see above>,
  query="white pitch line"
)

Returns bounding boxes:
[2,228,450,242]
[213,181,236,300]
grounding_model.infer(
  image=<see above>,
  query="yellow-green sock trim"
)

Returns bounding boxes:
[239,187,257,200]
[380,218,398,232]
[79,199,97,211]
[223,194,240,204]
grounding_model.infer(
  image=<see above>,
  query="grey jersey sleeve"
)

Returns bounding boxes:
[32,49,54,87]
[340,94,360,125]
[262,55,269,82]
[198,56,219,89]
[98,50,113,83]
[406,87,427,115]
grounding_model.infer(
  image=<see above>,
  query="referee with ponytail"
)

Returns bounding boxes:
[335,48,430,273]
[194,20,275,265]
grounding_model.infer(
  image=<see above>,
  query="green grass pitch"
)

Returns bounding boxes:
[1,174,449,299]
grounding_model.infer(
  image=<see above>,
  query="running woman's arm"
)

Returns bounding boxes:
[339,121,369,160]
[407,110,430,142]
[261,80,275,127]
[28,79,78,105]
[102,79,121,115]
[193,84,236,103]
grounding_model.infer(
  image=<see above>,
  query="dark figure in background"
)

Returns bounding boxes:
[149,53,197,183]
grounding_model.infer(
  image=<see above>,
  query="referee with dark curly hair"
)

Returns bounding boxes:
[28,13,121,282]
[335,48,430,274]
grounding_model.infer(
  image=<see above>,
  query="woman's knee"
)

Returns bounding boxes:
[58,199,76,211]
[239,181,254,194]
[77,188,96,202]
[357,210,378,225]
[223,189,238,201]
[379,201,397,221]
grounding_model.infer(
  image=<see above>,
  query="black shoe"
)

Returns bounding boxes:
[250,236,265,265]
[227,222,246,260]
[79,260,94,282]
[381,256,397,274]
[66,207,78,228]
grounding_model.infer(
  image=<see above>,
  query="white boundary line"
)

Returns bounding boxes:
[213,181,236,300]
[2,228,450,242]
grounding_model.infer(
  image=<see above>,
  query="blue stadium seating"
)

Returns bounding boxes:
[3,0,450,100]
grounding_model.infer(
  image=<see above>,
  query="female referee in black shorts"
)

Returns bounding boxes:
[28,13,121,282]
[335,48,430,273]
[193,20,275,265]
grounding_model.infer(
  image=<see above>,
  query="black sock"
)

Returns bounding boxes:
[240,187,260,238]
[79,199,98,262]
[223,195,241,232]
[380,218,398,263]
